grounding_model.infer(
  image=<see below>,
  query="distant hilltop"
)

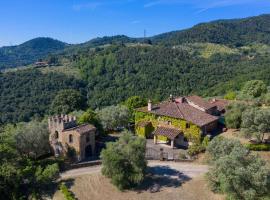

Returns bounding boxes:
[1,14,270,70]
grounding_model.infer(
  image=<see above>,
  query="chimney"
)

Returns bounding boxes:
[169,94,175,102]
[148,99,152,111]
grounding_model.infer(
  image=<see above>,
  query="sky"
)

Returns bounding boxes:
[0,0,270,47]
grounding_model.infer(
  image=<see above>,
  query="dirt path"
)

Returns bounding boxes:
[60,161,208,179]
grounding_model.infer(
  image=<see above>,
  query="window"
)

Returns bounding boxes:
[186,123,190,129]
[55,131,59,139]
[69,134,73,143]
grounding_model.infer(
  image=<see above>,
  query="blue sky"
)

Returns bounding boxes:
[0,0,270,47]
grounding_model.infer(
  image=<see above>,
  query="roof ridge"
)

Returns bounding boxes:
[174,102,185,119]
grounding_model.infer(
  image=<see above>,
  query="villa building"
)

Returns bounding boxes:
[135,95,226,148]
[48,115,96,162]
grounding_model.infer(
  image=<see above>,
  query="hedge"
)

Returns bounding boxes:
[245,143,270,151]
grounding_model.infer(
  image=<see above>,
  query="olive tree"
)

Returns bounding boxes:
[97,105,130,131]
[101,131,147,190]
[207,137,270,200]
[225,103,247,129]
[15,121,50,158]
[241,108,270,142]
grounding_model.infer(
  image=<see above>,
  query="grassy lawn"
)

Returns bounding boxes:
[53,173,224,200]
[39,65,82,79]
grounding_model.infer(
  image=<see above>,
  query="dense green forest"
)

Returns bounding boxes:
[0,70,85,124]
[75,44,270,108]
[1,14,270,124]
[152,14,270,47]
[0,37,67,69]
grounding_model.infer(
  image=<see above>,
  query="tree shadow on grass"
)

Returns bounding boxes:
[135,166,192,193]
[44,178,76,200]
[60,178,78,200]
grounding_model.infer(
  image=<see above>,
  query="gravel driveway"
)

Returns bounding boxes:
[60,161,208,179]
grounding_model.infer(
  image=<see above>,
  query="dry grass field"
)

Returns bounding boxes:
[53,173,224,200]
[220,129,270,165]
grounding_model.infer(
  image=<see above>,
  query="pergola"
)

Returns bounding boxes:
[153,126,183,148]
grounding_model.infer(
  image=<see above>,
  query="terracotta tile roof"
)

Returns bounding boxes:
[137,100,218,127]
[186,95,216,110]
[63,124,96,134]
[209,99,230,112]
[153,126,182,140]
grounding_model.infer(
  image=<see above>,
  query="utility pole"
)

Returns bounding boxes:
[144,29,147,43]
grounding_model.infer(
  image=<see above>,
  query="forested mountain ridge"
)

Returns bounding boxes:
[152,14,270,47]
[0,37,68,69]
[1,14,270,124]
[1,14,270,70]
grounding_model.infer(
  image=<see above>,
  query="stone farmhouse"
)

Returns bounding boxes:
[48,115,96,162]
[135,95,228,148]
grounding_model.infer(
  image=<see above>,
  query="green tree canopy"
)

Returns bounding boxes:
[78,109,104,134]
[50,89,85,114]
[241,108,270,142]
[0,123,59,199]
[241,80,267,98]
[124,96,147,111]
[124,96,147,122]
[225,103,248,129]
[207,137,270,200]
[262,93,270,106]
[101,131,147,190]
[14,120,50,159]
[97,105,130,131]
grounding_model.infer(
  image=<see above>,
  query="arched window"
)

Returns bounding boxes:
[69,134,73,143]
[55,131,59,139]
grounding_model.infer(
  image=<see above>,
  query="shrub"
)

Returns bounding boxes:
[207,136,245,161]
[224,91,236,100]
[201,136,210,149]
[245,143,270,151]
[187,144,204,156]
[60,183,75,200]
